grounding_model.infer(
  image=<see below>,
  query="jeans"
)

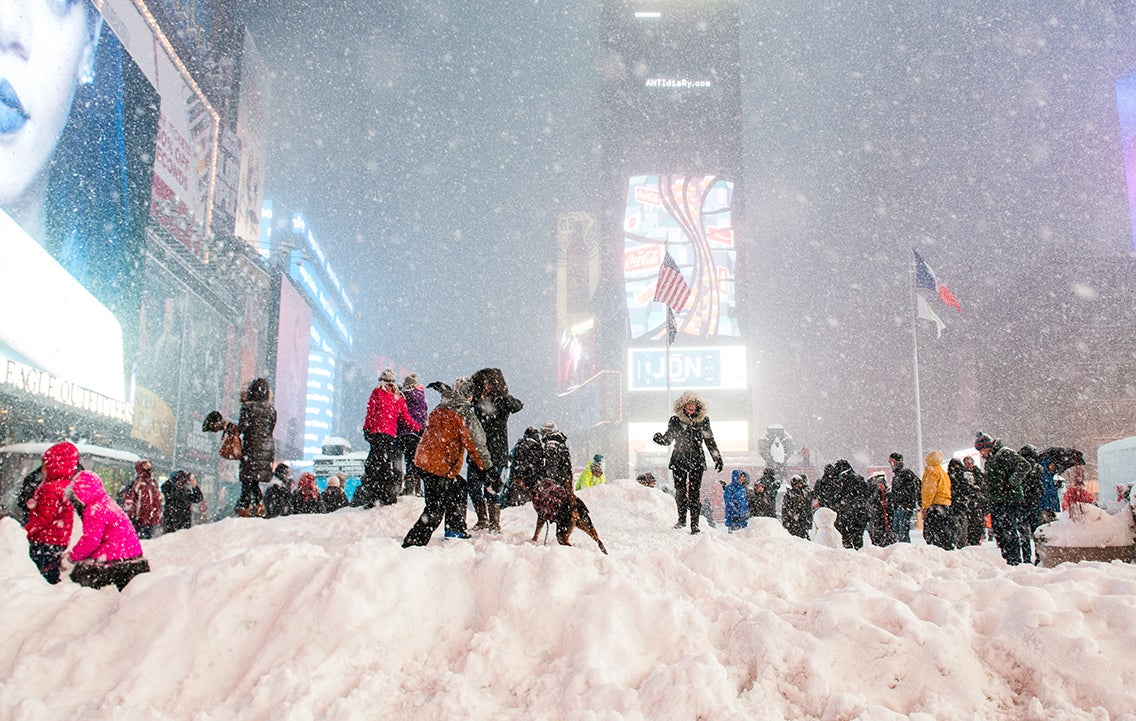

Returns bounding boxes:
[891,507,914,543]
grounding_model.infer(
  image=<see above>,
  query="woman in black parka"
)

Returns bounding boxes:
[652,391,723,535]
[237,378,276,516]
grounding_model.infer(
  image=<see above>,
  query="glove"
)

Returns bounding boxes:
[652,433,665,445]
[714,457,724,473]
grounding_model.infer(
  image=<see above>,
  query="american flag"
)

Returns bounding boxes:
[653,251,691,311]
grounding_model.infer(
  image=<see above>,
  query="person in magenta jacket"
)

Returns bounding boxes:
[67,470,150,591]
[360,368,421,507]
[24,441,80,584]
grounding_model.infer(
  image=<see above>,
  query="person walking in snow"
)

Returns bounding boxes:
[506,426,544,507]
[576,454,606,490]
[832,459,870,549]
[121,459,162,539]
[747,467,778,519]
[24,442,80,584]
[781,474,813,539]
[975,431,1031,565]
[398,374,428,496]
[361,369,421,508]
[402,380,490,547]
[723,469,749,532]
[866,473,895,546]
[921,451,952,550]
[161,469,204,533]
[237,378,276,517]
[961,455,989,546]
[467,368,523,533]
[652,391,724,535]
[887,452,920,543]
[67,470,150,591]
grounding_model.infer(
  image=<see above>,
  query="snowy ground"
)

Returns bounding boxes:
[3,479,1135,721]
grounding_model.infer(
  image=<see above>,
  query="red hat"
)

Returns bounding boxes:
[43,442,80,482]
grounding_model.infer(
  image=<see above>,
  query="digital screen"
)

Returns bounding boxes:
[275,279,312,459]
[623,174,737,340]
[601,0,741,173]
[0,5,159,406]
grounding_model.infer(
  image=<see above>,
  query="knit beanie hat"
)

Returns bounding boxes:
[592,454,604,473]
[541,420,559,435]
[43,442,80,482]
[402,373,419,390]
[379,368,396,384]
[888,452,903,463]
[974,432,995,453]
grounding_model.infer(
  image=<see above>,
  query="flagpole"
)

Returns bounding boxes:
[664,241,672,413]
[910,259,925,474]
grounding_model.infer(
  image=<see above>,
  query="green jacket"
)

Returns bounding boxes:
[984,442,1029,505]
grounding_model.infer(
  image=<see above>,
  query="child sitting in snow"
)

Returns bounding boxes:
[68,471,150,591]
[811,506,844,549]
[723,470,749,533]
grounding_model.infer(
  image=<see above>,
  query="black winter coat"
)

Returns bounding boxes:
[161,479,203,532]
[239,399,277,465]
[890,465,921,511]
[653,394,721,472]
[540,429,573,487]
[781,484,813,538]
[509,428,545,492]
[322,486,349,512]
[469,368,523,467]
[263,481,291,518]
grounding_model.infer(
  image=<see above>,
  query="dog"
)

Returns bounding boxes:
[529,479,607,554]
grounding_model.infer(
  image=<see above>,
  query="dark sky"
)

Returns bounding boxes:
[238,1,1136,465]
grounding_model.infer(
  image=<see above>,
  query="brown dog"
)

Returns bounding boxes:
[530,479,607,554]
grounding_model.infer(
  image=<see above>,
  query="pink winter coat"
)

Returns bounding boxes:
[68,471,144,564]
[363,384,420,437]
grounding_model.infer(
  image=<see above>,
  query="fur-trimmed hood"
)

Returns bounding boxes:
[672,392,707,424]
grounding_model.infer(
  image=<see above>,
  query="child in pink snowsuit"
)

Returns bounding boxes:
[68,471,150,590]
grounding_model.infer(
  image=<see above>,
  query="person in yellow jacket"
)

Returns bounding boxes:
[575,454,605,490]
[921,450,953,550]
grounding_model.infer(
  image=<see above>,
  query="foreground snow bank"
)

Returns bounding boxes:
[3,479,1136,721]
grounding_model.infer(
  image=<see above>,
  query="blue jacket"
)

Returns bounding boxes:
[724,474,749,529]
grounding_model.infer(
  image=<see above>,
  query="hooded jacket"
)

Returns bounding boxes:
[469,368,524,467]
[653,392,722,472]
[162,470,204,531]
[239,379,277,466]
[69,471,143,564]
[921,451,952,508]
[414,394,489,479]
[24,442,79,546]
[984,441,1029,505]
[121,462,162,527]
[509,427,545,491]
[723,470,750,529]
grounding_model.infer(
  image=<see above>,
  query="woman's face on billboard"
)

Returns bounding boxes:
[0,0,99,213]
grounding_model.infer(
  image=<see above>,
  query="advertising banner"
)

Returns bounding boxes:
[624,175,737,341]
[0,2,159,406]
[274,279,312,460]
[627,346,747,391]
[235,30,267,244]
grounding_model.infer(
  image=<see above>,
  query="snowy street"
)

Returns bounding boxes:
[3,479,1134,721]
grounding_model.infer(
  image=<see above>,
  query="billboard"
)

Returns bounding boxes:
[627,346,747,391]
[235,30,268,244]
[0,2,159,408]
[624,174,737,340]
[274,278,312,460]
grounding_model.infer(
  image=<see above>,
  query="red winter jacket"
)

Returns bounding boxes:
[24,478,74,546]
[122,475,163,527]
[363,385,420,438]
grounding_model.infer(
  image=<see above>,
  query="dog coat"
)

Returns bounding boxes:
[532,479,568,522]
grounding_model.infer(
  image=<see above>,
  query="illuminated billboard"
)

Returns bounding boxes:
[624,174,737,340]
[275,278,312,460]
[627,346,747,391]
[0,3,159,407]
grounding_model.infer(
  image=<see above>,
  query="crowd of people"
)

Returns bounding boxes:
[18,370,1103,591]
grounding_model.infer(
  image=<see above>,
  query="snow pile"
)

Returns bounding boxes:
[1036,504,1136,548]
[3,479,1136,721]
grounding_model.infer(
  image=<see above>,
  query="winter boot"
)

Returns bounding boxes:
[673,515,686,530]
[487,503,501,533]
[472,498,489,531]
